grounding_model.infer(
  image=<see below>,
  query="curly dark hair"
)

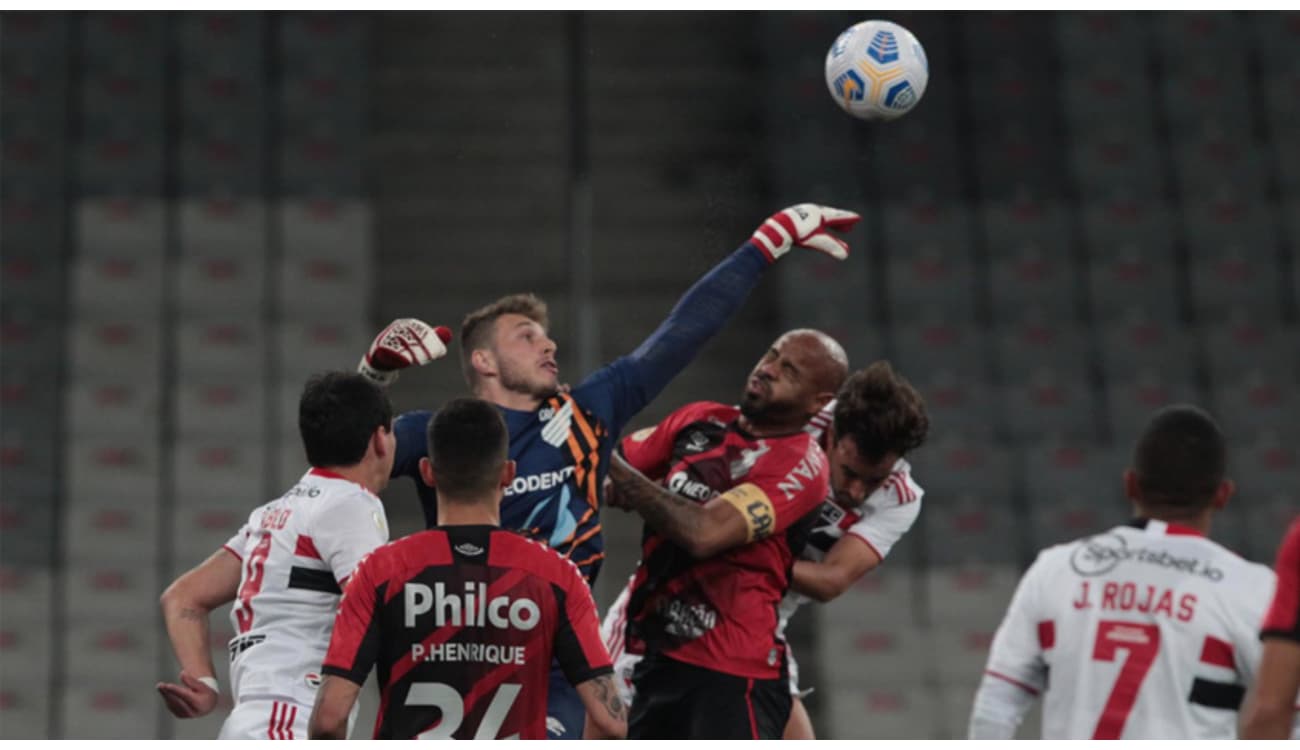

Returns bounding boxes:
[832,361,929,462]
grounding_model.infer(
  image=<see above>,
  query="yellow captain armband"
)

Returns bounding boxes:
[720,483,776,542]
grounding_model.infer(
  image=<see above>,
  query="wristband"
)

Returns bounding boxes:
[197,676,219,694]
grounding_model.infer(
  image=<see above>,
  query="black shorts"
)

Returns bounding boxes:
[628,653,791,739]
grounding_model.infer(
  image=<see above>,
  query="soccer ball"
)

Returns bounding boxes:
[824,20,929,121]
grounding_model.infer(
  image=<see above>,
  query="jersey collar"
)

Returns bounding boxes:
[308,467,349,481]
[1125,517,1205,538]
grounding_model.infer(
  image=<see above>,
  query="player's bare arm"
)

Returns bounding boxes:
[1240,637,1300,738]
[605,451,751,559]
[307,675,361,739]
[577,673,629,739]
[156,548,242,718]
[791,532,882,602]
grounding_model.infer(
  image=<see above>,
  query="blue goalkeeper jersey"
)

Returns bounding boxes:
[390,241,773,584]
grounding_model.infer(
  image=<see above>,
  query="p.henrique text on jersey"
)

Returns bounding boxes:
[411,642,527,666]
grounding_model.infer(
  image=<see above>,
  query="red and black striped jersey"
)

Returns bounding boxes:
[620,401,830,680]
[1262,517,1300,643]
[321,525,612,739]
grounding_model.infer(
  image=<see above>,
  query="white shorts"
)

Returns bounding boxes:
[218,699,310,740]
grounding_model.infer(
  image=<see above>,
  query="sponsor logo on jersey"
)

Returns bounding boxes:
[284,483,322,499]
[540,399,573,448]
[659,598,718,640]
[667,471,714,502]
[1070,533,1224,582]
[404,582,541,630]
[455,542,485,557]
[683,430,711,454]
[228,633,266,660]
[504,466,575,497]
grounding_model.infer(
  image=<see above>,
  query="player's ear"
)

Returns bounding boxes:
[470,348,497,378]
[419,457,436,488]
[1211,478,1234,510]
[1122,468,1142,502]
[372,425,391,458]
[499,459,516,489]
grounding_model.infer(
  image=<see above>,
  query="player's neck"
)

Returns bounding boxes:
[314,463,383,495]
[436,497,501,527]
[475,382,542,413]
[737,414,805,438]
[1135,509,1213,536]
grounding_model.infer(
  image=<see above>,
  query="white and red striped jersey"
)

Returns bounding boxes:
[975,518,1275,739]
[223,467,389,708]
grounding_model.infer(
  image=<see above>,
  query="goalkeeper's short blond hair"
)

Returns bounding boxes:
[459,293,550,387]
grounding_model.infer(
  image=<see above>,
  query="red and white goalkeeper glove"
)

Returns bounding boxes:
[357,318,453,386]
[750,204,861,262]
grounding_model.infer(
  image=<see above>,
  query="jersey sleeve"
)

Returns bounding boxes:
[552,553,615,686]
[315,492,390,585]
[223,516,254,560]
[982,552,1050,695]
[390,410,433,481]
[726,436,830,541]
[846,464,924,560]
[618,404,695,480]
[1262,518,1300,643]
[321,552,383,686]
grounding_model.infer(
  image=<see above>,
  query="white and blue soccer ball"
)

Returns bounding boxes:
[824,20,929,122]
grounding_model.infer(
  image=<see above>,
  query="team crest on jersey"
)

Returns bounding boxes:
[540,399,574,448]
[304,672,321,689]
[683,430,711,454]
[729,440,770,480]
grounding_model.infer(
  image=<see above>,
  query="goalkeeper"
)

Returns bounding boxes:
[356,205,859,739]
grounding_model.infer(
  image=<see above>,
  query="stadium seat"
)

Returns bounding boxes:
[1,121,66,195]
[60,679,161,740]
[981,196,1070,254]
[1262,67,1299,139]
[969,65,1055,136]
[1248,10,1300,70]
[1172,125,1269,199]
[277,254,371,317]
[993,317,1092,383]
[872,123,964,200]
[932,622,1000,687]
[75,130,165,196]
[1061,67,1158,134]
[62,619,159,684]
[280,64,365,139]
[278,129,363,196]
[1027,492,1125,551]
[179,63,264,129]
[1055,12,1146,71]
[1247,494,1300,566]
[0,617,52,695]
[60,565,158,625]
[64,436,161,507]
[825,685,944,740]
[2,192,65,258]
[1,364,60,436]
[1096,311,1196,382]
[0,566,52,621]
[909,434,1017,507]
[1103,375,1203,443]
[911,373,999,440]
[1201,313,1299,388]
[178,128,266,196]
[80,69,164,128]
[62,501,160,565]
[891,318,991,382]
[1189,245,1285,322]
[281,11,368,63]
[1160,64,1251,137]
[1087,247,1182,324]
[177,11,265,65]
[924,493,1021,566]
[275,318,369,383]
[881,199,974,254]
[885,244,976,320]
[1234,433,1298,508]
[174,317,267,378]
[962,12,1055,70]
[68,316,163,382]
[925,564,1021,629]
[972,123,1066,200]
[1022,439,1126,509]
[1,250,66,313]
[819,563,920,632]
[818,621,935,688]
[987,244,1080,323]
[170,436,268,507]
[1183,192,1280,259]
[72,197,165,259]
[63,379,161,440]
[0,682,51,740]
[171,506,248,570]
[70,254,164,316]
[174,380,266,440]
[1079,198,1175,262]
[81,12,166,66]
[178,196,267,258]
[1001,371,1099,442]
[1068,125,1165,202]
[1153,11,1247,68]
[174,253,266,316]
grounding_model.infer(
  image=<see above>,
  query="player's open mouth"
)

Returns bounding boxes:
[541,361,558,375]
[746,375,768,396]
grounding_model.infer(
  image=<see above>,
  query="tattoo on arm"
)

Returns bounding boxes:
[611,469,701,546]
[592,675,627,722]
